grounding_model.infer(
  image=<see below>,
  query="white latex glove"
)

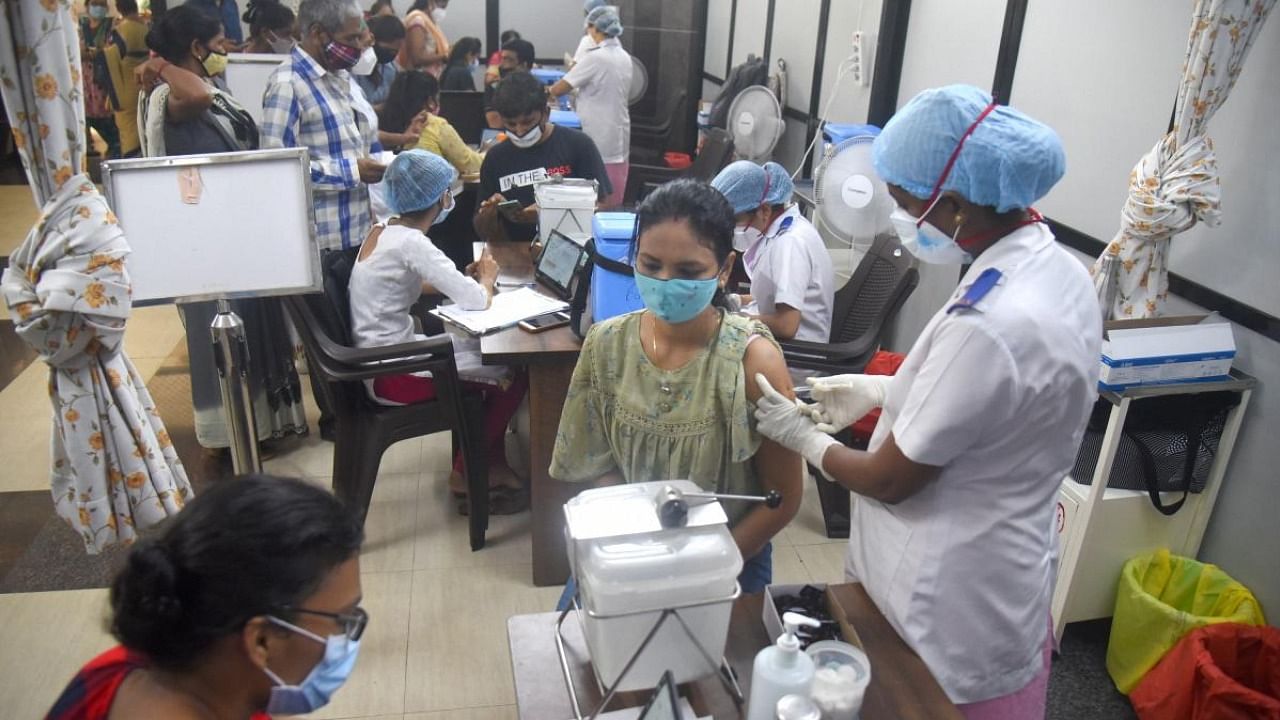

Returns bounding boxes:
[753,373,838,470]
[806,374,892,434]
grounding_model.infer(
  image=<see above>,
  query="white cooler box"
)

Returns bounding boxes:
[535,178,597,244]
[565,481,743,691]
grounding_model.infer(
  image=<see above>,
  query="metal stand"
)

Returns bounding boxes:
[553,587,745,720]
[211,299,261,474]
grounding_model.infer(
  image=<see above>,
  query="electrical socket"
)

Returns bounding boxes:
[850,31,874,87]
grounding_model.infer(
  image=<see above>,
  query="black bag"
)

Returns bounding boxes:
[568,238,637,340]
[1071,391,1240,515]
[708,55,770,130]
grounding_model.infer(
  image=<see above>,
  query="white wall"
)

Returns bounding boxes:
[1167,17,1280,319]
[730,0,768,67]
[896,0,1004,108]
[498,0,584,63]
[1012,0,1189,245]
[433,0,485,52]
[703,0,732,78]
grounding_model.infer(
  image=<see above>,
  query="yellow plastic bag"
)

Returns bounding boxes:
[1107,548,1266,694]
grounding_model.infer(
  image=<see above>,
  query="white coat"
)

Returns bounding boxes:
[742,205,835,343]
[562,38,632,164]
[845,222,1101,703]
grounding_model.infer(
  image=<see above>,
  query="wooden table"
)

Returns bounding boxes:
[480,241,583,586]
[508,583,962,720]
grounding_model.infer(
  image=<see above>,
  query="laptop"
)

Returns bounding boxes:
[535,230,588,300]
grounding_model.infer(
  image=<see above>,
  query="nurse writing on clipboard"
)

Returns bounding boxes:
[752,85,1102,720]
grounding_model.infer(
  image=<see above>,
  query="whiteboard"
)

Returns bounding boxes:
[225,53,288,126]
[102,148,321,305]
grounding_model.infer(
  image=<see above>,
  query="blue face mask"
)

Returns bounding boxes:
[88,5,108,19]
[262,616,362,715]
[634,271,721,325]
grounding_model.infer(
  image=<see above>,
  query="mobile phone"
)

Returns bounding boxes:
[518,311,571,333]
[497,199,523,219]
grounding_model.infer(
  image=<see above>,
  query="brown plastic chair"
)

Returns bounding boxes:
[780,234,918,538]
[282,252,491,550]
[623,127,736,205]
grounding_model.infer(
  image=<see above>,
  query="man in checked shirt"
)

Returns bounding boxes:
[262,0,386,254]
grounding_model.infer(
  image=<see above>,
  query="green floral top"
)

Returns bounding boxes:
[550,309,777,526]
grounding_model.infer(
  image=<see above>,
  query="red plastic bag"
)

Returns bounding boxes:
[1131,623,1280,720]
[849,351,905,441]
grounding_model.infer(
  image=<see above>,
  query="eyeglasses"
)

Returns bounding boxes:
[277,605,370,641]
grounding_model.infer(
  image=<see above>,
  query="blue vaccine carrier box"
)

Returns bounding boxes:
[591,212,644,323]
[531,67,566,85]
[550,109,582,129]
[822,122,880,156]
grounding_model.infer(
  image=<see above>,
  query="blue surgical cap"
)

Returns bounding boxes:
[587,6,622,37]
[871,84,1065,212]
[762,162,793,205]
[384,150,457,216]
[583,0,607,13]
[711,160,769,214]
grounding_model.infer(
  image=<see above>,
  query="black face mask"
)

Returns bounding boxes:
[374,45,397,65]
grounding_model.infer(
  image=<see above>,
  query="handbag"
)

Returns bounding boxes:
[1071,391,1239,515]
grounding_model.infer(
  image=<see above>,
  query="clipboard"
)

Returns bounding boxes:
[430,286,569,335]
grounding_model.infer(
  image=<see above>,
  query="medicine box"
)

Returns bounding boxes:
[762,584,864,650]
[591,212,644,322]
[1099,315,1235,391]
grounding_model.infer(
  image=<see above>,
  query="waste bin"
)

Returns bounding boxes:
[1130,623,1280,719]
[1106,548,1265,693]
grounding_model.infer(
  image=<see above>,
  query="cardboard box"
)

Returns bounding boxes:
[1099,315,1235,391]
[762,584,864,651]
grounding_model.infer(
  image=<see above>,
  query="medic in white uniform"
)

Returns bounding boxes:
[752,85,1101,719]
[711,160,835,343]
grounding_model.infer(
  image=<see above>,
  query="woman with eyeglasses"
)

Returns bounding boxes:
[45,475,366,719]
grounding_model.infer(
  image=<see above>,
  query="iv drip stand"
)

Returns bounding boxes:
[211,299,261,474]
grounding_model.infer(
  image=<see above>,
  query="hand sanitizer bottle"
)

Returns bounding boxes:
[746,612,821,720]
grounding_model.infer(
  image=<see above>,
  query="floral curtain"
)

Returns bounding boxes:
[1092,0,1275,320]
[0,0,193,553]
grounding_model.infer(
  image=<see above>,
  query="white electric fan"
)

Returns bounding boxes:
[813,135,896,272]
[628,56,648,105]
[727,85,784,162]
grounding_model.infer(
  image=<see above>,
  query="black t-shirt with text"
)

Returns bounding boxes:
[478,124,612,243]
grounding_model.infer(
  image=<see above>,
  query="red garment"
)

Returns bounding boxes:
[849,350,906,440]
[45,645,271,719]
[372,373,528,474]
[1131,624,1280,720]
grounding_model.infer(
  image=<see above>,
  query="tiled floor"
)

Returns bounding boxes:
[0,189,851,717]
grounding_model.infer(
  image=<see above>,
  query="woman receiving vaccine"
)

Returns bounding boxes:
[550,179,803,595]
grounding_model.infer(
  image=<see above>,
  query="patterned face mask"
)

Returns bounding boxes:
[323,39,362,71]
